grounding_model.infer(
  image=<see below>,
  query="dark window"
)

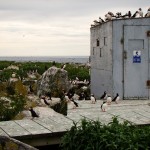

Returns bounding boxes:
[96,39,99,46]
[104,37,107,46]
[100,48,102,57]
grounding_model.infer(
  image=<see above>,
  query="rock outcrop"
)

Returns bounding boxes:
[37,66,71,97]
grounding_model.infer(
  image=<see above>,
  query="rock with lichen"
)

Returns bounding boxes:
[37,66,71,97]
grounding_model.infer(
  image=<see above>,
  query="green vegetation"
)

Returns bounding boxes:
[0,61,90,81]
[0,61,90,121]
[61,117,150,150]
[0,80,27,121]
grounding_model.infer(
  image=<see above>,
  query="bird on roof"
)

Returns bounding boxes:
[128,11,132,18]
[93,20,100,26]
[105,13,112,21]
[112,93,120,104]
[108,11,115,17]
[100,91,107,100]
[132,11,139,18]
[90,94,96,104]
[101,101,108,112]
[106,95,112,105]
[29,107,39,119]
[91,24,95,27]
[99,17,105,23]
[145,8,150,17]
[115,12,122,19]
[138,8,143,17]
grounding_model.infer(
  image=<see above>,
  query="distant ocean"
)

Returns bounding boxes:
[0,56,89,64]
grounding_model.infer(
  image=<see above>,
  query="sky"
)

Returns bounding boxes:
[0,0,149,56]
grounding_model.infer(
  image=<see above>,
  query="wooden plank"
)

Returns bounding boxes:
[0,128,9,136]
[109,110,150,125]
[49,115,73,130]
[34,118,68,132]
[15,120,50,134]
[0,121,30,137]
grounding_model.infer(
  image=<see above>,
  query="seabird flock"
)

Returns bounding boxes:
[91,8,150,27]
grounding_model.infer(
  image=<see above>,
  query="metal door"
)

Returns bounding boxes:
[123,25,150,99]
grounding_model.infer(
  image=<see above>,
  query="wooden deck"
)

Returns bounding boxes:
[0,100,150,147]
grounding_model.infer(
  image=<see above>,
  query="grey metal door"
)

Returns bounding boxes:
[123,25,150,99]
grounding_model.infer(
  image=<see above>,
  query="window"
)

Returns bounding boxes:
[104,37,107,46]
[96,39,99,46]
[100,48,102,57]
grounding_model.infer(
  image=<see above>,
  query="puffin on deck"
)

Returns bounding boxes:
[29,107,39,119]
[112,93,120,104]
[100,91,107,100]
[101,101,108,112]
[90,94,96,104]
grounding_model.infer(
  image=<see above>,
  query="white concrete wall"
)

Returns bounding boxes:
[90,22,113,98]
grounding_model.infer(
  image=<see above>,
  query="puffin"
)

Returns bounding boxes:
[132,11,138,18]
[145,8,150,17]
[99,17,105,23]
[61,64,66,70]
[90,94,96,104]
[40,96,51,106]
[101,101,108,112]
[100,91,107,100]
[65,94,70,102]
[138,8,143,17]
[106,95,112,105]
[112,93,120,104]
[29,107,39,119]
[93,20,99,26]
[70,99,78,109]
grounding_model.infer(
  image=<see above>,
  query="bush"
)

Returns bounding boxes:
[60,117,150,150]
[0,94,26,121]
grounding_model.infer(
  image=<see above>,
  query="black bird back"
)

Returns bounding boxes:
[112,93,119,101]
[100,91,106,99]
[29,108,39,118]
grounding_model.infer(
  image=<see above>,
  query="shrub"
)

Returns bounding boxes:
[0,94,26,121]
[61,117,150,150]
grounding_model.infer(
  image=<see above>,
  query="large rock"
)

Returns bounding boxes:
[37,66,71,97]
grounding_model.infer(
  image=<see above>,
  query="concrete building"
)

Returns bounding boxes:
[90,17,150,99]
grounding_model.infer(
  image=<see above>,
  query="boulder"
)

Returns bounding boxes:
[37,66,71,97]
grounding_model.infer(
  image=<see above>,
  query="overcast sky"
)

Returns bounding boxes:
[0,0,149,56]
